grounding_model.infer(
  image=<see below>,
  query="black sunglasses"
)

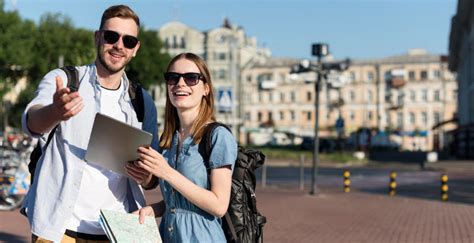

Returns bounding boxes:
[164,72,203,86]
[102,30,139,49]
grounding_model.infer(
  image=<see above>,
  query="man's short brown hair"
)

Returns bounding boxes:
[99,5,140,30]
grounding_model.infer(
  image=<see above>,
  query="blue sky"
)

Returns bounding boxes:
[4,0,456,60]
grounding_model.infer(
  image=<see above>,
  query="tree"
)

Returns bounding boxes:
[8,13,95,128]
[127,28,171,89]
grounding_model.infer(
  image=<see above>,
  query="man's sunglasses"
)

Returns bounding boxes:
[164,72,203,86]
[102,30,139,49]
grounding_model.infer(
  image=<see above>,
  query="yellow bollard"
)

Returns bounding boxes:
[441,174,448,201]
[343,170,350,193]
[388,171,397,196]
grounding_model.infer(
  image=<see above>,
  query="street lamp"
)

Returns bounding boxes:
[291,43,350,195]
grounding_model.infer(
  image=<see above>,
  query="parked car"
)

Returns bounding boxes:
[300,136,335,152]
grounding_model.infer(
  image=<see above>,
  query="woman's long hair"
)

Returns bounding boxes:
[160,53,216,149]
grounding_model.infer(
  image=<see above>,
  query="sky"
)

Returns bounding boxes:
[4,0,457,60]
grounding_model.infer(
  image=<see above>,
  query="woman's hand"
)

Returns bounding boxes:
[133,206,155,224]
[125,161,153,186]
[133,201,166,224]
[136,146,171,180]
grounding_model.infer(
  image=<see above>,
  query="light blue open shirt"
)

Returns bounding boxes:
[21,64,158,242]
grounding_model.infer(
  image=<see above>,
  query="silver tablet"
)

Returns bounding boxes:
[85,113,152,175]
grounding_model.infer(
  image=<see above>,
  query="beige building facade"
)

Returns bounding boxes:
[242,50,457,151]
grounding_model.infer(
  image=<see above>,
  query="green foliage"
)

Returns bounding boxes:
[127,28,171,89]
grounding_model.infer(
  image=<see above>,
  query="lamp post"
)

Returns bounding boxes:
[310,43,329,195]
[291,43,350,196]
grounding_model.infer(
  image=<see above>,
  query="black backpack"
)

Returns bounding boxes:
[28,66,145,184]
[199,122,267,243]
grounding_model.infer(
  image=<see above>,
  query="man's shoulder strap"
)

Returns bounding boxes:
[128,81,144,123]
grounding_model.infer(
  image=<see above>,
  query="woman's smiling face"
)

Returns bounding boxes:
[167,58,209,113]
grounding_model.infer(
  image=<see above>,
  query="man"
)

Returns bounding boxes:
[21,5,159,242]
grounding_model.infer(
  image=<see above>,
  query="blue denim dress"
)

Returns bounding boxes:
[159,126,237,242]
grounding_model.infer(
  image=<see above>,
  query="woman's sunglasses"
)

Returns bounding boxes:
[102,30,139,49]
[164,72,203,86]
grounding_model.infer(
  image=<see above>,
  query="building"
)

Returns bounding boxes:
[447,0,474,159]
[156,19,271,135]
[242,49,457,151]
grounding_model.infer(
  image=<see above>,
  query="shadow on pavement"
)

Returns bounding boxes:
[0,231,28,243]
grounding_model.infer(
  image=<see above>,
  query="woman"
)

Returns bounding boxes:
[127,53,237,242]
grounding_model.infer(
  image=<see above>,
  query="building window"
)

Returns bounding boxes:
[350,91,355,101]
[368,111,373,120]
[279,111,284,121]
[307,91,312,101]
[422,89,428,102]
[367,90,373,102]
[420,70,428,80]
[397,92,404,106]
[422,112,428,124]
[453,89,458,101]
[269,92,273,102]
[172,35,178,48]
[367,72,374,82]
[218,52,226,60]
[397,112,403,128]
[433,70,441,78]
[180,37,186,48]
[291,92,296,102]
[409,112,415,124]
[290,111,295,121]
[268,111,273,121]
[246,75,252,83]
[434,90,440,102]
[384,71,391,81]
[350,72,356,82]
[350,111,355,121]
[164,37,169,48]
[408,71,416,81]
[410,90,416,102]
[434,112,441,125]
[280,93,285,103]
[218,69,226,80]
[258,112,262,122]
[245,112,251,121]
[307,111,312,121]
[258,92,262,102]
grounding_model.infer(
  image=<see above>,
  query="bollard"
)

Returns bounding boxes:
[441,174,448,201]
[343,170,350,192]
[388,171,397,196]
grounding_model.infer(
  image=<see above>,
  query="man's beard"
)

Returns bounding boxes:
[97,45,130,74]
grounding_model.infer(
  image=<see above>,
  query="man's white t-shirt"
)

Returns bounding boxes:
[66,80,130,234]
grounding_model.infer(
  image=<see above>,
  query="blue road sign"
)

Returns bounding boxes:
[218,87,233,113]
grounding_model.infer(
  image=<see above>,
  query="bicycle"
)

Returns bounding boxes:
[0,144,31,211]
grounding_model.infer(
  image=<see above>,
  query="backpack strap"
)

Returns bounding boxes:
[128,81,144,122]
[198,122,238,241]
[198,122,231,165]
[61,66,80,92]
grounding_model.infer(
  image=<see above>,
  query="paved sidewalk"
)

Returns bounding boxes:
[1,186,473,243]
[259,186,474,243]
